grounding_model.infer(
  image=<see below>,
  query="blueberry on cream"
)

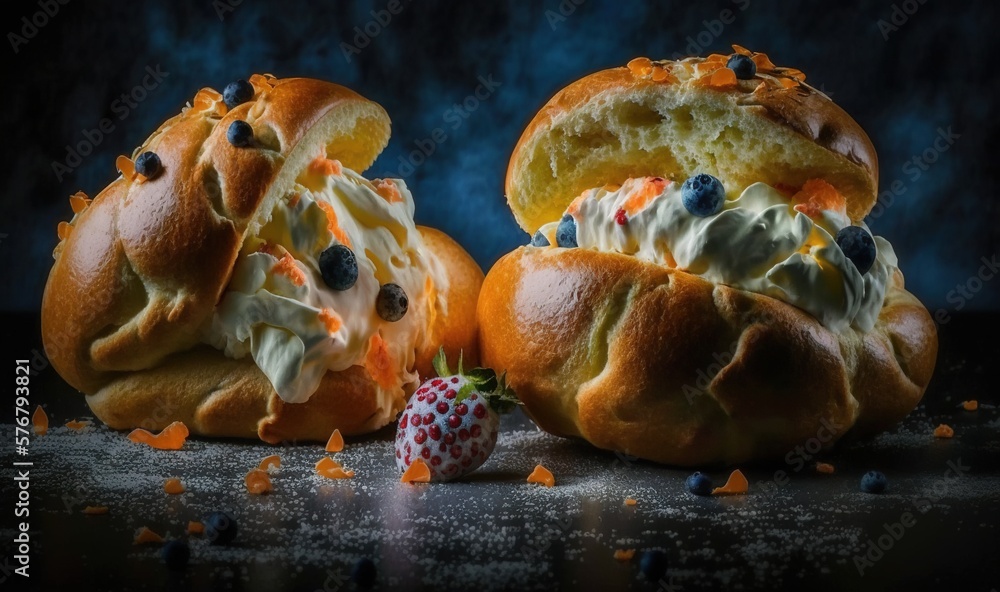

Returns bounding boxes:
[319,244,358,291]
[836,225,877,275]
[556,214,578,248]
[376,283,409,322]
[681,173,726,217]
[530,230,550,247]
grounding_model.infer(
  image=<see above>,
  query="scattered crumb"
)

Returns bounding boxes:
[961,400,978,412]
[624,497,638,506]
[163,477,185,495]
[133,527,164,545]
[613,548,636,561]
[527,464,555,487]
[934,424,955,439]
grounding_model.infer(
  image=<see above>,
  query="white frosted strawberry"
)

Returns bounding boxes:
[395,349,518,482]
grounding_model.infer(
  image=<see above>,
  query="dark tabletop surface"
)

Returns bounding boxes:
[1,312,998,592]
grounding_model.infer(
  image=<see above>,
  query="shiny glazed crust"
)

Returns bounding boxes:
[478,247,937,465]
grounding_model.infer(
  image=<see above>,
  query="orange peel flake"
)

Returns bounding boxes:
[527,464,555,487]
[245,468,273,494]
[163,478,185,495]
[259,454,281,471]
[400,458,431,483]
[374,179,403,203]
[318,308,343,335]
[57,221,73,241]
[133,526,164,545]
[69,191,91,214]
[32,405,48,436]
[624,498,638,506]
[815,462,835,474]
[116,155,136,181]
[792,179,846,219]
[613,549,636,561]
[961,400,978,411]
[65,419,88,430]
[82,506,108,515]
[623,177,666,215]
[705,67,737,89]
[365,333,397,391]
[934,424,954,439]
[712,469,749,495]
[273,253,306,286]
[127,421,189,450]
[308,156,343,177]
[626,57,653,77]
[325,429,345,453]
[752,53,777,72]
[187,521,204,535]
[316,200,352,248]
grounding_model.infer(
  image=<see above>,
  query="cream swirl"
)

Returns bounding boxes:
[204,162,448,411]
[535,178,896,333]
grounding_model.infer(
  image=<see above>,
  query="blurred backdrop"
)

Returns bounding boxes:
[2,0,997,313]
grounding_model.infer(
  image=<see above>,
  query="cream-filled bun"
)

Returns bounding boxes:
[42,75,483,443]
[479,49,937,466]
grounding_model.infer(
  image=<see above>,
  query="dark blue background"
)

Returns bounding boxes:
[2,0,998,314]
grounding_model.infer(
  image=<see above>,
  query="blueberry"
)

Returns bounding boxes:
[531,230,550,247]
[555,215,577,248]
[223,79,255,109]
[350,557,377,588]
[134,151,162,179]
[836,226,877,275]
[860,470,888,494]
[319,245,358,291]
[681,174,726,217]
[639,550,668,581]
[726,54,757,80]
[685,472,713,496]
[227,120,253,147]
[376,283,408,322]
[161,540,190,571]
[203,511,237,545]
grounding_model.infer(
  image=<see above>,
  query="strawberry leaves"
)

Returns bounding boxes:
[433,348,519,414]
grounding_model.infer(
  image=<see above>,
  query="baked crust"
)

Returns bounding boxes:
[506,55,878,232]
[85,227,483,443]
[478,247,937,466]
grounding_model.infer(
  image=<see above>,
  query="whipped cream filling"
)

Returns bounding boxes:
[535,178,897,333]
[204,163,448,408]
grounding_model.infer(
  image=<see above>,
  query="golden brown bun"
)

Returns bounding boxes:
[478,248,937,466]
[85,227,483,443]
[506,52,878,232]
[42,75,391,394]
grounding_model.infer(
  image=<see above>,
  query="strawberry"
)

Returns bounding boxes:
[395,349,518,482]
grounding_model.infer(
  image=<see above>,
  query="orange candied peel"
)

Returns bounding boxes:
[712,469,749,495]
[815,462,835,474]
[527,464,555,488]
[613,549,636,562]
[316,456,354,479]
[273,253,306,286]
[961,400,978,412]
[245,468,273,494]
[400,458,431,484]
[626,57,653,77]
[116,155,137,182]
[163,478,185,495]
[249,73,277,94]
[82,505,108,515]
[192,87,224,112]
[325,428,345,453]
[32,405,48,436]
[133,526,165,545]
[792,179,846,219]
[624,497,638,506]
[308,156,343,177]
[316,200,352,247]
[650,65,676,83]
[57,221,73,241]
[127,421,190,450]
[365,333,397,391]
[187,521,204,535]
[259,454,281,472]
[65,419,89,431]
[696,67,737,89]
[374,179,403,203]
[69,191,91,214]
[934,424,955,439]
[318,308,342,335]
[622,177,667,216]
